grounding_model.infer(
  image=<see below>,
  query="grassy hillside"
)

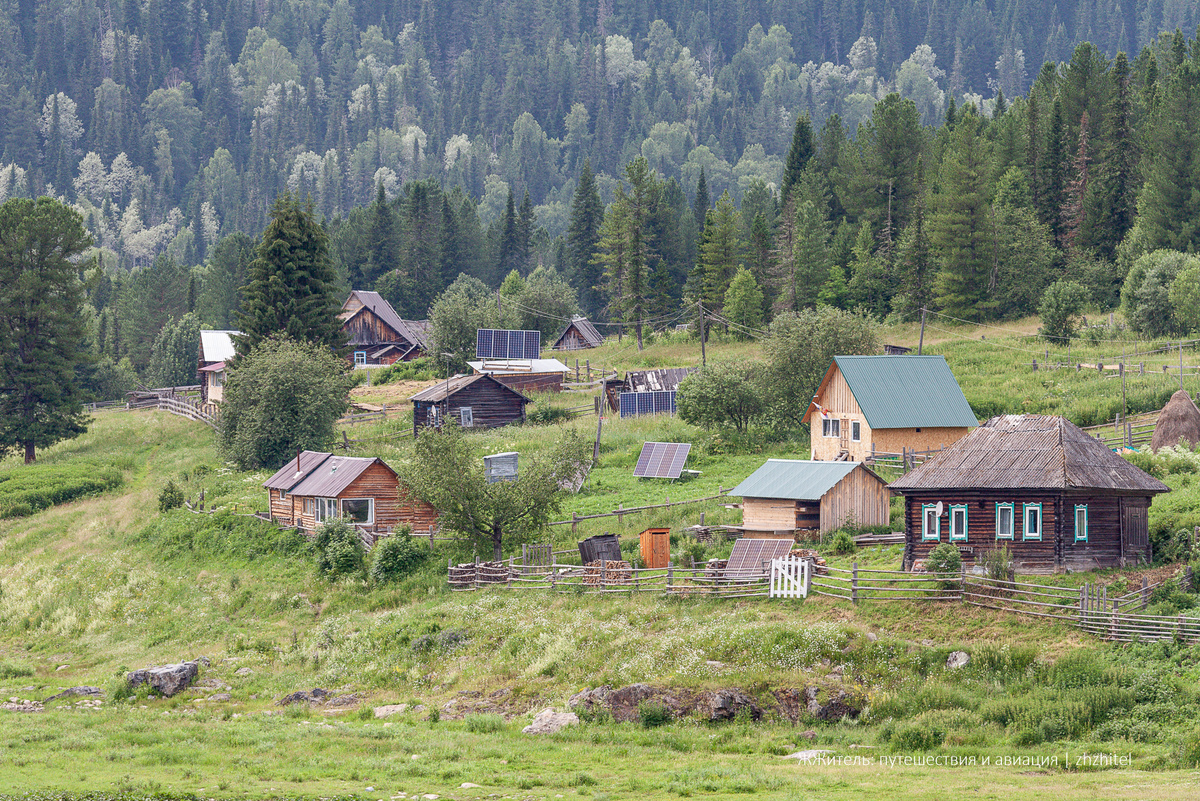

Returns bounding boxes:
[3,326,1200,799]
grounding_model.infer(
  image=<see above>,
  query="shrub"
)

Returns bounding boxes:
[526,404,576,425]
[1038,280,1090,340]
[0,661,33,679]
[463,713,505,733]
[828,530,856,555]
[891,709,986,751]
[977,546,1014,582]
[638,699,672,728]
[314,519,365,579]
[158,480,185,512]
[369,529,427,583]
[925,543,962,589]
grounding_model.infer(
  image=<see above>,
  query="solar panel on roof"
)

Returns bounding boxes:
[619,390,678,418]
[476,329,541,359]
[633,442,692,479]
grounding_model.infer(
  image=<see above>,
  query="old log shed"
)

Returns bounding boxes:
[889,414,1168,574]
[410,373,531,435]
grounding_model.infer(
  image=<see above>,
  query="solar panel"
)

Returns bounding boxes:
[476,329,541,359]
[725,538,794,580]
[619,390,678,418]
[633,442,692,479]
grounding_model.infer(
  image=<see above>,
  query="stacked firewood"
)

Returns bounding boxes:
[703,559,728,579]
[583,560,632,586]
[790,548,829,575]
[449,561,511,588]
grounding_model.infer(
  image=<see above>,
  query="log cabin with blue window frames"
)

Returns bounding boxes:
[891,415,1169,574]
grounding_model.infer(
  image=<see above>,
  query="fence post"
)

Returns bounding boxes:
[586,359,591,382]
[667,561,673,592]
[851,561,858,604]
[1142,576,1149,610]
[959,562,966,601]
[1079,584,1086,621]
[1032,358,1038,371]
[508,556,514,588]
[617,502,623,525]
[601,558,607,588]
[571,512,578,534]
[1110,599,1118,641]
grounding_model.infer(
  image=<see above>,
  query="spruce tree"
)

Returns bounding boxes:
[697,191,743,316]
[1084,51,1139,259]
[236,192,345,355]
[566,160,604,316]
[931,113,994,320]
[496,188,519,281]
[1036,98,1068,247]
[692,168,709,229]
[780,112,815,203]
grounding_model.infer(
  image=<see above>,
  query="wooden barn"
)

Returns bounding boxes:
[339,290,428,365]
[801,355,978,462]
[467,358,571,393]
[262,451,439,537]
[552,316,604,350]
[410,374,531,435]
[728,459,891,537]
[603,367,695,412]
[889,415,1170,574]
[198,329,239,406]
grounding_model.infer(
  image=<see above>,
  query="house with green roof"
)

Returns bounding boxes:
[800,355,978,462]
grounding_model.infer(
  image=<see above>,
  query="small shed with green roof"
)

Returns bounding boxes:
[728,459,891,536]
[800,355,978,462]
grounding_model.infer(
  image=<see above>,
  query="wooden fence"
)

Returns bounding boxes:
[547,487,732,531]
[1080,409,1160,450]
[809,564,961,602]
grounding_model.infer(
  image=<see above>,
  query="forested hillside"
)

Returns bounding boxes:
[5,1,1200,393]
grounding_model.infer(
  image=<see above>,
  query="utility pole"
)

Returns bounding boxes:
[917,307,927,355]
[698,300,706,366]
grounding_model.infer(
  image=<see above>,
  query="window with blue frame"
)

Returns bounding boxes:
[1023,502,1043,540]
[949,504,968,541]
[921,504,940,541]
[995,503,1014,539]
[1074,505,1088,543]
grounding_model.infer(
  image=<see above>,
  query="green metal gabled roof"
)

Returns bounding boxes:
[729,459,884,500]
[833,355,978,430]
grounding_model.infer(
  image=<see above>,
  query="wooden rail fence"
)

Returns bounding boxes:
[548,487,732,531]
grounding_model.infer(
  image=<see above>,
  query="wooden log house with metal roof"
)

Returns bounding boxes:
[729,459,891,537]
[551,316,604,350]
[801,355,978,462]
[262,451,439,539]
[198,329,240,410]
[339,290,428,365]
[467,357,572,393]
[889,415,1169,573]
[410,374,531,435]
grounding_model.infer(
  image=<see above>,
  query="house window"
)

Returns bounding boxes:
[354,351,367,366]
[822,418,841,438]
[304,498,314,515]
[211,371,223,388]
[949,504,968,542]
[921,504,940,541]
[1074,505,1088,543]
[851,421,861,442]
[277,488,287,500]
[341,498,374,525]
[314,498,338,522]
[460,406,474,427]
[996,503,1014,539]
[1023,503,1042,540]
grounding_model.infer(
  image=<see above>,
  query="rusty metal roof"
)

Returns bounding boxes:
[262,450,395,497]
[625,367,695,392]
[409,373,532,403]
[889,415,1170,493]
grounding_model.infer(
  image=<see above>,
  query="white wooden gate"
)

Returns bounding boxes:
[769,556,810,598]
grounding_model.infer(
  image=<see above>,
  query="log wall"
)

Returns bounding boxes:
[903,490,1061,573]
[267,463,438,534]
[491,372,564,393]
[413,380,527,434]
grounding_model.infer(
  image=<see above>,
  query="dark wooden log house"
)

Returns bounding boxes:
[339,290,428,365]
[890,415,1169,573]
[410,373,531,435]
[262,451,439,537]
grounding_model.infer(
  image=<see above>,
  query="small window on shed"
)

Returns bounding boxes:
[821,418,831,437]
[851,421,861,442]
[460,406,474,427]
[1023,503,1042,541]
[949,504,968,542]
[341,498,374,525]
[996,503,1014,539]
[922,504,940,541]
[1074,505,1088,543]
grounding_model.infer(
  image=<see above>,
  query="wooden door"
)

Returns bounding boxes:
[1121,497,1149,561]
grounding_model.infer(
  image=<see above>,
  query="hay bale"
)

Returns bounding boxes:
[1151,390,1200,451]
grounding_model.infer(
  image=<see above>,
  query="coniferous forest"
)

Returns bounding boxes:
[5,1,1200,391]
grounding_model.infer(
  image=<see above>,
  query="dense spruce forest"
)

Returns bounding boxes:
[4,1,1200,394]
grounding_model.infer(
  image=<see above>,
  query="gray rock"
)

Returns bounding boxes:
[567,685,612,712]
[866,632,878,642]
[209,693,232,702]
[946,651,970,670]
[782,749,833,761]
[44,686,103,703]
[127,660,202,697]
[374,703,409,718]
[278,688,332,706]
[522,707,579,735]
[799,729,816,741]
[234,667,253,677]
[698,688,761,722]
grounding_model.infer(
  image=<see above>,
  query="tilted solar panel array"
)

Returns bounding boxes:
[724,538,795,580]
[633,442,692,479]
[476,329,541,360]
[618,390,677,418]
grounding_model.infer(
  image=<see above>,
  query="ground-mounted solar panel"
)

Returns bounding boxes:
[476,329,541,359]
[619,390,678,418]
[633,442,692,479]
[725,538,794,580]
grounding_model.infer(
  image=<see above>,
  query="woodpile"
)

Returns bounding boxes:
[583,560,632,586]
[703,559,728,579]
[448,561,511,589]
[790,548,829,575]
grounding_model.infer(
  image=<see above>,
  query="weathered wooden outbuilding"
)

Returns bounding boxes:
[552,316,604,350]
[728,459,891,536]
[410,374,531,434]
[339,290,428,365]
[801,355,978,462]
[262,451,438,537]
[467,358,571,393]
[603,367,695,412]
[198,329,239,407]
[889,415,1170,573]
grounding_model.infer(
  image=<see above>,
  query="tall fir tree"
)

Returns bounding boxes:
[1035,98,1068,247]
[932,113,995,320]
[566,160,604,316]
[780,112,815,203]
[692,168,710,229]
[1083,51,1138,259]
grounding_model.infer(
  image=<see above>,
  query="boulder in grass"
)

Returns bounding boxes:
[946,651,970,670]
[44,686,103,703]
[127,659,204,697]
[522,708,578,735]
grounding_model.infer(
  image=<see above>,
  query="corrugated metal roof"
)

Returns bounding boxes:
[467,358,570,375]
[729,459,882,500]
[199,330,239,363]
[198,361,225,373]
[626,367,694,392]
[409,373,532,403]
[263,451,333,491]
[828,355,978,429]
[889,415,1171,493]
[290,454,392,497]
[342,291,429,349]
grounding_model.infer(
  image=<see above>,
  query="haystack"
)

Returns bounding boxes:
[1151,390,1200,451]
